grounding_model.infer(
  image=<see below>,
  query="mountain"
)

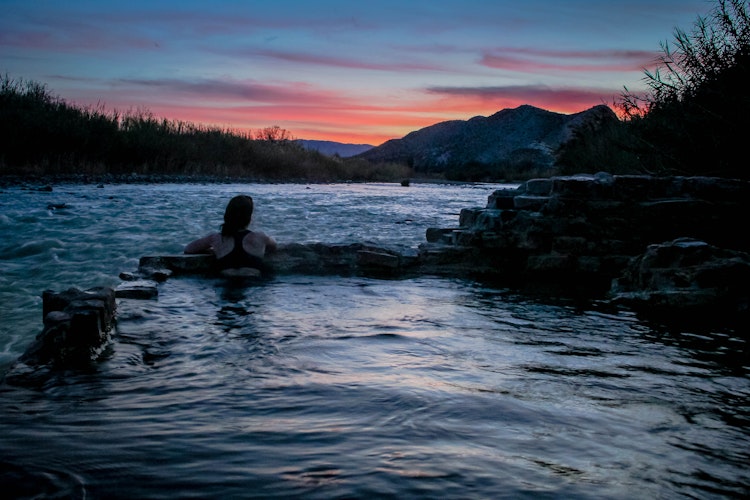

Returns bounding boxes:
[355,104,618,176]
[298,140,374,157]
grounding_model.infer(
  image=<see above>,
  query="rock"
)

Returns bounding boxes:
[426,227,456,244]
[19,287,116,367]
[148,268,173,282]
[136,244,416,278]
[119,271,140,281]
[139,254,215,274]
[428,173,750,288]
[357,250,401,269]
[265,243,361,275]
[115,280,159,299]
[412,173,750,317]
[608,238,750,323]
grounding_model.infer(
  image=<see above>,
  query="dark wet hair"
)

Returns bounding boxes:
[221,195,254,236]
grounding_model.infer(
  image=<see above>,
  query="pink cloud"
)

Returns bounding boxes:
[116,78,328,105]
[53,76,436,144]
[424,84,619,115]
[230,48,449,72]
[480,47,658,72]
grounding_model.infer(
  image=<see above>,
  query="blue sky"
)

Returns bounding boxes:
[1,0,713,144]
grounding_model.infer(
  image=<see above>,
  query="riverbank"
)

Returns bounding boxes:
[0,172,291,188]
[0,172,510,189]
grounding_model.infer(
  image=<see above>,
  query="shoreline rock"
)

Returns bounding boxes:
[609,238,750,324]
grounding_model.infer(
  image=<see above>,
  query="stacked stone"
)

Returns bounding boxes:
[433,172,750,285]
[135,243,413,279]
[20,287,116,367]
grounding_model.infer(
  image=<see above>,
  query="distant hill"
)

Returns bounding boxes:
[298,140,374,157]
[355,104,618,178]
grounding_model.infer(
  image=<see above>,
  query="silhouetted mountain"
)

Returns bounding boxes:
[356,104,618,178]
[298,140,374,157]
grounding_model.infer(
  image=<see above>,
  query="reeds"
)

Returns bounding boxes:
[0,75,411,182]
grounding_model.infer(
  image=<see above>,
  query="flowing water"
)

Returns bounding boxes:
[0,182,748,499]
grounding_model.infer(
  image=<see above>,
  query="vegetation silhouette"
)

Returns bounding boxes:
[559,0,750,180]
[0,77,410,183]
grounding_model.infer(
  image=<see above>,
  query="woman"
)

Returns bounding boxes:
[185,195,277,277]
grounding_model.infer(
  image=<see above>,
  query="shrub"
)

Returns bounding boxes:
[617,0,750,178]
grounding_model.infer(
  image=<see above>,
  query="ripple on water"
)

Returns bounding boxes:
[0,461,87,499]
[1,183,748,498]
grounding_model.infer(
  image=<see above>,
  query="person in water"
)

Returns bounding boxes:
[184,195,277,277]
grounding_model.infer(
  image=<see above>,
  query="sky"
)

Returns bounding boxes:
[1,0,713,146]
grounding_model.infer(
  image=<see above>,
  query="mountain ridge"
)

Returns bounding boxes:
[356,104,618,176]
[298,139,374,157]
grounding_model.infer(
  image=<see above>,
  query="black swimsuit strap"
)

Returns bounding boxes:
[216,230,265,271]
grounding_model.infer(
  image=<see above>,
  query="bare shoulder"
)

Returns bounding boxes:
[257,230,277,249]
[184,232,221,254]
[243,230,277,253]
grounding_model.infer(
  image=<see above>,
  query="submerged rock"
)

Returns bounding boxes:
[10,287,116,374]
[115,280,159,299]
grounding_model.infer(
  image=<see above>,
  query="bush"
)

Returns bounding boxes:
[617,0,750,178]
[557,0,749,180]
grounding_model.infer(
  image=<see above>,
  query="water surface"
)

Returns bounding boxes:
[1,182,748,498]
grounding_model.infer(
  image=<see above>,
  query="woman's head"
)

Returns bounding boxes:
[221,195,254,235]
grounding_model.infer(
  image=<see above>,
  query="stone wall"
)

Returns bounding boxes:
[427,172,750,288]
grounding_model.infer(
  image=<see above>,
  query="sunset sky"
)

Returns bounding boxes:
[1,0,712,145]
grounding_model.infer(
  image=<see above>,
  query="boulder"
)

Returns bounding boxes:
[19,286,116,367]
[608,238,750,323]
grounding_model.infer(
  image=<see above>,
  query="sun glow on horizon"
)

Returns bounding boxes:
[1,0,707,145]
[56,83,621,146]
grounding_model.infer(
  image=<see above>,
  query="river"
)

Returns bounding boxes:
[1,182,748,499]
